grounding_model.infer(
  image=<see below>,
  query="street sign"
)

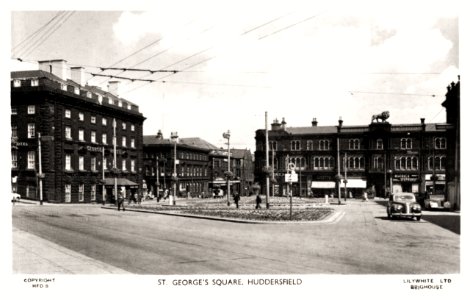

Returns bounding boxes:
[285,173,298,183]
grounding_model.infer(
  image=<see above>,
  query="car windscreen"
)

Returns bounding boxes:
[394,195,415,203]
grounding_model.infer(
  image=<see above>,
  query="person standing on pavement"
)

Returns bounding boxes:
[233,192,240,209]
[117,190,125,211]
[255,194,262,209]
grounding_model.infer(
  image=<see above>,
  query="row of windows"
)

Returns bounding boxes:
[64,184,96,202]
[146,165,209,177]
[64,127,136,147]
[64,109,135,131]
[12,79,135,111]
[64,154,136,172]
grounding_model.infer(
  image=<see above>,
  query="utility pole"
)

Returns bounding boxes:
[344,152,348,201]
[113,118,117,203]
[38,133,43,205]
[102,146,106,205]
[337,136,342,205]
[156,155,160,200]
[265,111,270,208]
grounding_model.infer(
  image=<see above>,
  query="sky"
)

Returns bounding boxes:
[8,0,460,151]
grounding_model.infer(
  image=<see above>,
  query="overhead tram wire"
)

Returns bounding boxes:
[12,11,65,55]
[349,91,441,97]
[119,12,296,93]
[257,12,323,40]
[16,11,72,58]
[19,11,76,58]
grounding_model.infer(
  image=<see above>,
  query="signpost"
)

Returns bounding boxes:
[285,163,297,220]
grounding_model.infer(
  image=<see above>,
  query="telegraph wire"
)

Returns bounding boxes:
[258,12,322,40]
[349,91,441,97]
[19,11,76,58]
[12,11,65,54]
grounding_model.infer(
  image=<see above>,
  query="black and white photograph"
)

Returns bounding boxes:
[2,0,466,299]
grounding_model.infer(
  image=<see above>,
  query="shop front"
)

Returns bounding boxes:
[341,178,367,198]
[391,174,420,194]
[424,174,446,195]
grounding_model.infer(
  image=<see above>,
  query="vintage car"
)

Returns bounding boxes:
[11,192,21,202]
[424,194,449,210]
[387,192,422,221]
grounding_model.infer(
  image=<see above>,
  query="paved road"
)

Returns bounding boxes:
[12,200,459,274]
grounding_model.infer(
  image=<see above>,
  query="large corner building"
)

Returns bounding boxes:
[11,60,146,203]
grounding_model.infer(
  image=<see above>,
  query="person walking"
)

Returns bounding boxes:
[117,190,125,211]
[233,192,240,209]
[255,194,262,209]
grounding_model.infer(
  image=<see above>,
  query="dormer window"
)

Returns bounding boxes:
[118,100,123,107]
[74,87,79,95]
[31,79,39,86]
[97,95,103,104]
[127,103,132,110]
[86,91,92,98]
[13,80,21,87]
[61,83,67,91]
[108,98,113,105]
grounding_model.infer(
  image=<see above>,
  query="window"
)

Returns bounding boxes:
[13,80,21,87]
[102,133,107,144]
[91,116,96,124]
[12,126,18,138]
[122,122,126,130]
[312,156,334,170]
[65,184,71,202]
[122,159,127,171]
[118,100,123,107]
[91,157,96,171]
[131,124,135,131]
[347,156,365,170]
[131,159,135,172]
[376,139,383,150]
[394,156,419,171]
[306,140,313,150]
[12,151,17,168]
[61,83,67,91]
[27,105,35,114]
[103,157,107,170]
[79,156,85,170]
[91,184,96,202]
[435,137,446,149]
[428,156,446,171]
[102,118,107,126]
[65,109,71,118]
[122,136,126,147]
[373,156,384,170]
[291,140,301,151]
[86,91,92,98]
[127,103,132,110]
[91,131,96,143]
[131,138,135,148]
[400,138,412,149]
[74,87,80,95]
[78,129,85,141]
[27,123,35,138]
[349,139,360,150]
[31,79,39,86]
[65,126,72,139]
[65,154,72,170]
[78,184,84,202]
[11,107,18,115]
[79,112,84,121]
[319,140,330,150]
[27,151,35,169]
[97,95,103,104]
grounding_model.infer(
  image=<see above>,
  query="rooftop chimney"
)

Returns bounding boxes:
[421,118,425,130]
[271,118,282,131]
[156,130,163,140]
[312,117,318,126]
[108,81,121,97]
[338,116,343,127]
[38,59,68,81]
[281,117,286,129]
[71,66,86,86]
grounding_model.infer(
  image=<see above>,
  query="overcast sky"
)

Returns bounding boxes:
[8,0,460,151]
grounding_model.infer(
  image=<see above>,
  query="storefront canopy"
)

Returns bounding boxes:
[342,178,367,188]
[104,178,138,187]
[311,181,335,188]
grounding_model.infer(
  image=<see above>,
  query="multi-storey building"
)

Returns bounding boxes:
[143,130,255,198]
[255,116,452,200]
[143,131,214,198]
[11,60,145,203]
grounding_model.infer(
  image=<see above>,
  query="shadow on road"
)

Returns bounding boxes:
[373,200,460,235]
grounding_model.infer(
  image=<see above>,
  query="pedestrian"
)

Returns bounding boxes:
[117,191,125,211]
[233,192,240,209]
[255,194,262,209]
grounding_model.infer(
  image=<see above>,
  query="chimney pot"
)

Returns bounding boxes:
[38,59,69,81]
[108,81,121,97]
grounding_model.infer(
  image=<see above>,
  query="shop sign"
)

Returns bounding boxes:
[17,142,29,147]
[87,145,103,153]
[393,174,419,182]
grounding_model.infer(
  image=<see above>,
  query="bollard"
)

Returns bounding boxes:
[325,194,329,204]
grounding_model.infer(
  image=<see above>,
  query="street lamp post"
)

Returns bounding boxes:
[171,132,178,205]
[388,169,393,197]
[223,130,231,206]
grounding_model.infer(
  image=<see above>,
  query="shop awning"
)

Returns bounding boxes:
[104,178,138,186]
[342,178,367,188]
[311,181,335,188]
[211,180,241,185]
